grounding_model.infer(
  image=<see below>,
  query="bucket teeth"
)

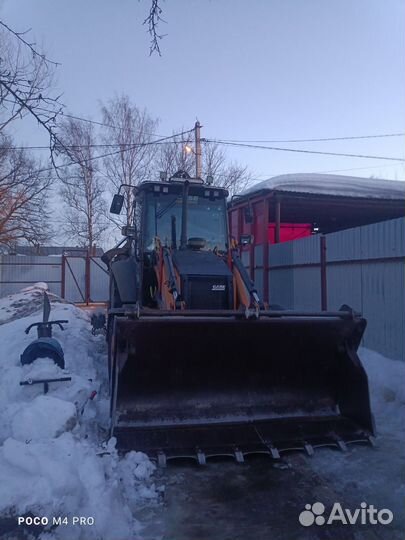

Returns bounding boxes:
[304,443,314,456]
[234,448,244,463]
[269,446,280,460]
[196,449,206,465]
[367,435,377,447]
[157,451,167,467]
[336,439,348,452]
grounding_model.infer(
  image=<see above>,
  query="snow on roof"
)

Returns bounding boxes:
[240,173,405,200]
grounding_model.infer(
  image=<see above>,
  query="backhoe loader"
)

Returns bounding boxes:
[102,171,375,465]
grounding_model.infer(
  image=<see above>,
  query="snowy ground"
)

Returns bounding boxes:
[0,284,404,539]
[0,284,159,540]
[311,347,405,524]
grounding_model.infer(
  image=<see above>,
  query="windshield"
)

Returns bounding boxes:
[144,192,228,251]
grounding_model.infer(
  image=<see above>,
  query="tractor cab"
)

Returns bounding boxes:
[137,175,229,254]
[136,174,232,309]
[106,172,232,309]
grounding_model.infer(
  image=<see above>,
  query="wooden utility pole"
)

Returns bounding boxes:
[194,121,202,179]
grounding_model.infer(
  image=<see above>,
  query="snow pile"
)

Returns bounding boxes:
[0,436,156,540]
[11,395,77,442]
[242,173,405,199]
[0,284,159,540]
[0,289,99,443]
[21,282,49,293]
[0,281,64,325]
[311,347,405,529]
[359,347,405,436]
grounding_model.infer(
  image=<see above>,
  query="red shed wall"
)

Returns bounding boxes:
[268,223,312,244]
[228,203,312,303]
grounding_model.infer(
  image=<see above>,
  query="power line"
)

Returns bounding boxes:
[252,162,405,180]
[56,128,193,167]
[10,98,404,147]
[3,141,187,151]
[316,163,405,175]
[2,100,166,138]
[6,102,403,153]
[71,114,404,143]
[1,97,172,139]
[17,127,195,177]
[7,133,405,154]
[61,112,168,139]
[215,132,405,144]
[205,139,405,162]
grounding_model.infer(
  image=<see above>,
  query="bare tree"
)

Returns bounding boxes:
[100,95,159,226]
[155,130,195,178]
[202,141,252,197]
[58,118,107,248]
[155,134,252,197]
[0,135,51,246]
[0,22,59,248]
[0,22,63,158]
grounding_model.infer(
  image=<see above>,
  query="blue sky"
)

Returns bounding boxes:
[2,0,405,183]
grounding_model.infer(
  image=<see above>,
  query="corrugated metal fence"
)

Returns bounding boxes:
[0,255,109,303]
[0,255,63,297]
[268,217,405,361]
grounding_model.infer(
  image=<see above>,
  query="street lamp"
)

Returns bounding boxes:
[182,122,203,179]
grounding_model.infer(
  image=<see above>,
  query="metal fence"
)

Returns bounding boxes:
[61,255,109,303]
[2,218,404,359]
[0,254,109,303]
[268,217,405,361]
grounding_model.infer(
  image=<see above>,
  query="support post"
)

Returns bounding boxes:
[275,198,281,243]
[262,198,270,304]
[320,235,328,311]
[85,251,91,305]
[249,203,255,281]
[61,254,66,299]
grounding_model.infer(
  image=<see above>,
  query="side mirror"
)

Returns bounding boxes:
[110,194,124,214]
[121,225,136,237]
[239,234,253,246]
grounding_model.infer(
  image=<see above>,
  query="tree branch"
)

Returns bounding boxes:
[143,0,166,56]
[0,20,60,66]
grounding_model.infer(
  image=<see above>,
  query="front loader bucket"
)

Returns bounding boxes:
[109,309,374,463]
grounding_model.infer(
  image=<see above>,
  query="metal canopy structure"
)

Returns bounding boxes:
[266,191,405,234]
[229,174,405,236]
[228,174,405,304]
